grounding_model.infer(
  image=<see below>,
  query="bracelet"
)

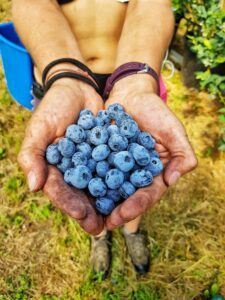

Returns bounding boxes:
[44,71,100,94]
[42,58,99,86]
[103,62,160,99]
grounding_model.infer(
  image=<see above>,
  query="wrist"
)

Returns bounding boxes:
[109,74,158,99]
[51,77,99,100]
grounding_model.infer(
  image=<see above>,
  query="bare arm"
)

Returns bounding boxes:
[113,0,174,92]
[12,0,83,73]
[116,0,174,72]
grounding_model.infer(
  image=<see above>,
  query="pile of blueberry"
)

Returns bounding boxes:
[45,103,163,215]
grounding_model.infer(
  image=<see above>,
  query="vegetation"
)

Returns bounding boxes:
[172,0,225,150]
[1,1,225,299]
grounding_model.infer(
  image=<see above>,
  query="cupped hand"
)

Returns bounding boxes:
[18,79,104,235]
[104,75,198,230]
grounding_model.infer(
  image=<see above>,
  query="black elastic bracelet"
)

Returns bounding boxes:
[44,72,101,94]
[42,58,99,86]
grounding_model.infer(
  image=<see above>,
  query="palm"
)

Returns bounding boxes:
[19,83,105,235]
[104,92,196,230]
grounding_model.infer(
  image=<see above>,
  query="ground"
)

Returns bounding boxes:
[0,1,225,300]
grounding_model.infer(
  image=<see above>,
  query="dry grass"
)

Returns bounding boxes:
[1,2,225,299]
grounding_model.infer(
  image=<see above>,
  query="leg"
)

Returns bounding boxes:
[122,215,150,274]
[123,216,141,234]
[90,228,111,279]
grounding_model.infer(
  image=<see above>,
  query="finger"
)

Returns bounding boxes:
[44,166,104,235]
[106,175,167,230]
[163,130,198,186]
[18,112,56,191]
[84,95,104,116]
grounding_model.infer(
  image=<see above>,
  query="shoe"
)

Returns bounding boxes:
[90,231,111,279]
[123,229,150,274]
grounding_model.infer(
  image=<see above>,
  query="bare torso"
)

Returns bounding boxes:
[34,0,127,83]
[61,0,127,73]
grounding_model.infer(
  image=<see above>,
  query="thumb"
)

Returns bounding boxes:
[163,132,198,186]
[18,116,55,191]
[18,140,48,192]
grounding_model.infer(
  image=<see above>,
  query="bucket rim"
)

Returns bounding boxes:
[0,22,28,54]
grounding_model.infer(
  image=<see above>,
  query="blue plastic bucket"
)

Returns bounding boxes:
[0,22,33,110]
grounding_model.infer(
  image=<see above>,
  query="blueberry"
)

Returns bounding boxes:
[95,197,115,215]
[88,177,107,197]
[133,145,151,166]
[90,126,109,145]
[106,190,121,202]
[105,168,124,189]
[114,151,135,172]
[107,124,119,136]
[115,112,132,126]
[144,157,163,176]
[130,169,153,187]
[137,132,155,150]
[66,124,86,143]
[129,129,141,143]
[76,142,92,158]
[86,158,97,173]
[64,166,92,189]
[149,150,160,158]
[95,117,104,126]
[119,181,136,199]
[46,144,62,164]
[72,151,88,167]
[120,119,139,138]
[127,143,139,154]
[107,103,124,119]
[108,134,128,151]
[92,144,110,161]
[85,130,91,144]
[96,161,110,177]
[107,151,118,167]
[77,114,96,130]
[64,168,73,184]
[79,109,93,117]
[97,110,111,124]
[58,138,76,158]
[57,157,73,173]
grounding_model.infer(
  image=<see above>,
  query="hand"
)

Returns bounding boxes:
[18,79,104,235]
[105,75,197,230]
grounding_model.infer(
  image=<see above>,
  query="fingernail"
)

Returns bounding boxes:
[169,171,180,186]
[28,171,37,191]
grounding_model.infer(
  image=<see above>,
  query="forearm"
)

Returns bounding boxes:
[12,0,83,73]
[115,0,174,74]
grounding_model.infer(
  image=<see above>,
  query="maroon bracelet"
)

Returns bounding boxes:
[103,62,160,99]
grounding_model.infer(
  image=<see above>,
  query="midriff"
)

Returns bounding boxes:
[61,0,127,73]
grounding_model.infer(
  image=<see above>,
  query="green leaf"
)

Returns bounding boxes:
[203,39,212,49]
[211,283,219,296]
[203,289,210,299]
[215,56,225,64]
[219,115,225,123]
[219,143,225,151]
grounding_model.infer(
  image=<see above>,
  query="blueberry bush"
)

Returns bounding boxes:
[172,0,225,150]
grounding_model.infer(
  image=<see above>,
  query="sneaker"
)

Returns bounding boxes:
[123,229,150,274]
[90,231,111,279]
